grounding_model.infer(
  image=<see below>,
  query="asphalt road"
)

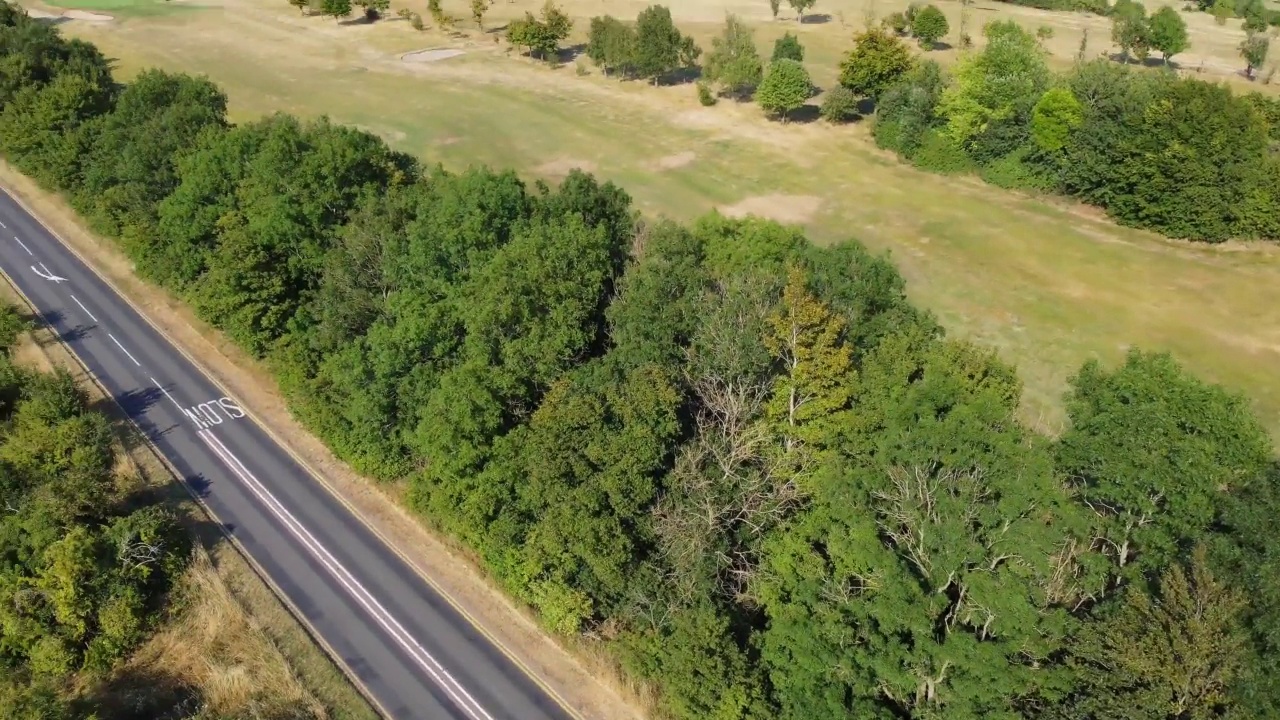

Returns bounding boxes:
[0,188,576,720]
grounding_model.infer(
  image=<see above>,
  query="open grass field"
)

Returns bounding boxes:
[22,0,1280,443]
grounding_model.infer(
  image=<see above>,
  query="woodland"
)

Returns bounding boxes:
[0,303,190,718]
[1,4,1278,719]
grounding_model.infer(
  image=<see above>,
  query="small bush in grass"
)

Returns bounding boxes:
[820,87,859,123]
[697,81,718,106]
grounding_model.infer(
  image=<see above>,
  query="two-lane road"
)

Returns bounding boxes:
[0,188,576,720]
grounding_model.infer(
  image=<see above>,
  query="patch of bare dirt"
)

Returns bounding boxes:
[719,193,823,225]
[25,7,113,22]
[0,161,645,720]
[536,157,597,178]
[402,48,465,63]
[647,151,696,171]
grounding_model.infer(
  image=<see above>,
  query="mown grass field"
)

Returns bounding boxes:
[32,0,1280,439]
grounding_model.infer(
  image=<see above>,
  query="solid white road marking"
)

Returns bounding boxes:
[197,428,495,720]
[1,220,7,228]
[14,236,31,255]
[70,294,98,323]
[151,376,187,413]
[108,333,141,367]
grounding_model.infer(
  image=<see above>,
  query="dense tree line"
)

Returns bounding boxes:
[2,6,1280,719]
[0,304,189,717]
[855,21,1280,242]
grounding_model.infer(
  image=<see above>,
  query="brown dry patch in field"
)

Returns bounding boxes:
[402,47,465,63]
[720,193,822,224]
[0,160,644,720]
[648,151,697,171]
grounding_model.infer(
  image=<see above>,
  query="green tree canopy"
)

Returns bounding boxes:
[772,31,805,62]
[838,26,915,100]
[911,4,950,49]
[633,5,700,84]
[1148,6,1189,64]
[703,14,764,98]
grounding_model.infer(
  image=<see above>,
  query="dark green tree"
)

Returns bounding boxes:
[772,31,804,61]
[632,5,700,84]
[320,0,351,19]
[1055,349,1272,577]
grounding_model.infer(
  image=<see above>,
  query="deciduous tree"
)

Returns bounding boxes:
[507,0,573,61]
[911,4,950,49]
[771,31,804,62]
[1148,5,1188,64]
[756,59,811,120]
[787,0,816,23]
[838,26,915,100]
[1241,31,1270,79]
[320,0,351,19]
[703,14,764,98]
[633,5,700,84]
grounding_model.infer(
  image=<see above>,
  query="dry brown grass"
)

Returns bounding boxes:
[123,552,328,720]
[0,267,376,720]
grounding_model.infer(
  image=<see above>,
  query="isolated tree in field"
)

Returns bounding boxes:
[1030,86,1083,151]
[507,0,573,61]
[770,0,781,20]
[1148,6,1188,64]
[819,86,858,122]
[911,4,949,49]
[839,27,915,100]
[356,0,389,21]
[787,0,817,23]
[471,0,490,29]
[633,5,700,84]
[704,14,764,98]
[1241,32,1270,79]
[773,31,805,61]
[1111,0,1150,63]
[757,59,811,120]
[287,0,308,15]
[320,0,351,19]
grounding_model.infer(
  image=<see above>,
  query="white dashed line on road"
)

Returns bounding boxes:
[108,332,141,367]
[70,294,98,323]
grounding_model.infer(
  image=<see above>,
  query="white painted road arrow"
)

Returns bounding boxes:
[31,262,67,283]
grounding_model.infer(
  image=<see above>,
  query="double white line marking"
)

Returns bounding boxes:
[194,424,494,720]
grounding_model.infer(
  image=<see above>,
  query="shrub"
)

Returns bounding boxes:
[912,129,974,173]
[697,81,718,106]
[820,86,859,122]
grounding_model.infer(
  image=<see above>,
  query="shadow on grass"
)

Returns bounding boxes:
[799,13,833,24]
